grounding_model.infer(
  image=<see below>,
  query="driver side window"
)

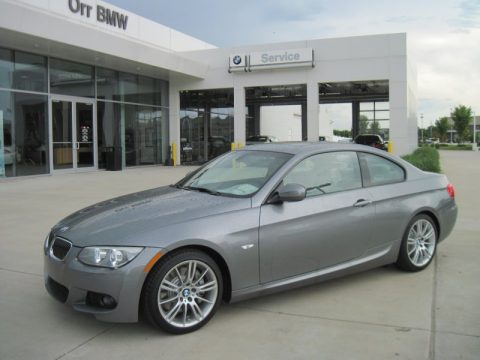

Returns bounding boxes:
[283,151,362,197]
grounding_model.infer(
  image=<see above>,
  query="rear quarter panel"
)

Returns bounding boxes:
[367,172,455,257]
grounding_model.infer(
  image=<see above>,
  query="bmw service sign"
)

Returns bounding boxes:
[229,55,246,72]
[228,48,314,73]
[249,48,314,70]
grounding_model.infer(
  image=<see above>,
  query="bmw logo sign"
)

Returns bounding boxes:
[232,55,242,65]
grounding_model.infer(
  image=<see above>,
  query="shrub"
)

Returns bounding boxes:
[438,144,472,150]
[402,147,441,173]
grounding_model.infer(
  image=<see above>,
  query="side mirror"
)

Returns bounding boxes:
[270,183,306,203]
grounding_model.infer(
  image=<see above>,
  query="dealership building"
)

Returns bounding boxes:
[0,0,417,178]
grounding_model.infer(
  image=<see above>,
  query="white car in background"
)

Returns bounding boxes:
[3,146,21,165]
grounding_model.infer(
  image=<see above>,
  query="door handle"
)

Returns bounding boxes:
[353,199,372,207]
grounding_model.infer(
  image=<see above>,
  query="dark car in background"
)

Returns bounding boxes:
[354,134,387,150]
[246,135,279,145]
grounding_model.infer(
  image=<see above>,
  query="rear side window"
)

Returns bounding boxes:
[359,153,405,186]
[283,151,362,197]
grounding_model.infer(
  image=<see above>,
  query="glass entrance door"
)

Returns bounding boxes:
[51,97,96,171]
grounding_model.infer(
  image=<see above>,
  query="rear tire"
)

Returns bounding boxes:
[142,249,223,334]
[396,214,437,272]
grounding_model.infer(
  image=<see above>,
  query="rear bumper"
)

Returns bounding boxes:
[44,246,163,323]
[438,201,458,243]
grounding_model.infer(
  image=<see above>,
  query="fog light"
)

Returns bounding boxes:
[86,291,117,309]
[101,295,116,308]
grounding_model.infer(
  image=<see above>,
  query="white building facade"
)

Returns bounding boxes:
[0,0,417,177]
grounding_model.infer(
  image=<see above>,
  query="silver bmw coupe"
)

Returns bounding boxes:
[44,143,457,334]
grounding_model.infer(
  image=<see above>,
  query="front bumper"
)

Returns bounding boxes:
[44,244,163,323]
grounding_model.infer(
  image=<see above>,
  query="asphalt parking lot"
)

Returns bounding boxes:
[0,150,479,360]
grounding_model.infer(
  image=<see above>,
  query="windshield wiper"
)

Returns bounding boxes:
[171,184,187,189]
[172,184,221,196]
[185,186,222,196]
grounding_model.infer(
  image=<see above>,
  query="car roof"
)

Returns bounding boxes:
[242,141,379,155]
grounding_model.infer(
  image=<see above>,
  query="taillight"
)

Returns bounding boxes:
[447,183,455,199]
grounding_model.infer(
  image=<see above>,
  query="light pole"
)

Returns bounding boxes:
[420,113,424,143]
[473,111,478,151]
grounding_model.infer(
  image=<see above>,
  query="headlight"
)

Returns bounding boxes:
[78,247,144,268]
[44,231,54,255]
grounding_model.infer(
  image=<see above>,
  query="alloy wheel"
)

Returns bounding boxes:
[157,260,218,328]
[406,219,436,267]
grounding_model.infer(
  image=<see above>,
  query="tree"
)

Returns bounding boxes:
[333,129,351,138]
[369,121,380,134]
[359,115,369,134]
[435,117,450,143]
[451,105,472,143]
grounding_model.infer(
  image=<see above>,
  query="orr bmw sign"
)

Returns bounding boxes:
[68,0,128,30]
[229,48,314,72]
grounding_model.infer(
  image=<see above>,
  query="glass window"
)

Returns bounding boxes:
[119,72,138,103]
[124,104,165,166]
[0,90,13,177]
[97,68,166,106]
[0,91,49,177]
[179,150,292,197]
[375,101,389,110]
[359,153,405,186]
[0,48,13,89]
[50,58,94,97]
[137,75,156,105]
[97,101,121,169]
[283,152,362,197]
[360,102,374,111]
[359,101,391,140]
[0,49,47,92]
[180,89,234,164]
[96,67,119,102]
[14,51,47,92]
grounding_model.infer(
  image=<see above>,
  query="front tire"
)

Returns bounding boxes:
[142,249,223,334]
[396,214,437,272]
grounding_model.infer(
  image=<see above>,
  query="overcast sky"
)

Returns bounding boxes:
[109,0,480,127]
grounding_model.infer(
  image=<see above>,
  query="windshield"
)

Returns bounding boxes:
[176,150,292,197]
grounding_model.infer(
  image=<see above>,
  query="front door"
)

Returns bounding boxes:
[50,97,97,172]
[258,151,375,283]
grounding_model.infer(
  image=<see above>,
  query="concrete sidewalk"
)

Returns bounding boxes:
[0,153,478,360]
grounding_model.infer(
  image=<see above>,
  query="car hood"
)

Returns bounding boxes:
[52,186,251,247]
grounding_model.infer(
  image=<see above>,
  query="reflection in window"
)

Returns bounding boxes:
[0,48,13,89]
[50,58,94,97]
[180,89,234,164]
[0,48,47,92]
[284,151,362,197]
[0,91,49,177]
[359,153,405,186]
[359,101,390,140]
[97,101,121,169]
[96,67,165,105]
[14,52,47,92]
[125,104,164,166]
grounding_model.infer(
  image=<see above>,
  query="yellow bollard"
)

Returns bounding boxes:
[231,143,236,151]
[237,143,243,150]
[171,143,177,166]
[387,140,393,153]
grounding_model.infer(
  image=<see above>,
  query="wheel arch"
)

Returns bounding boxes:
[139,244,232,318]
[413,209,441,238]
